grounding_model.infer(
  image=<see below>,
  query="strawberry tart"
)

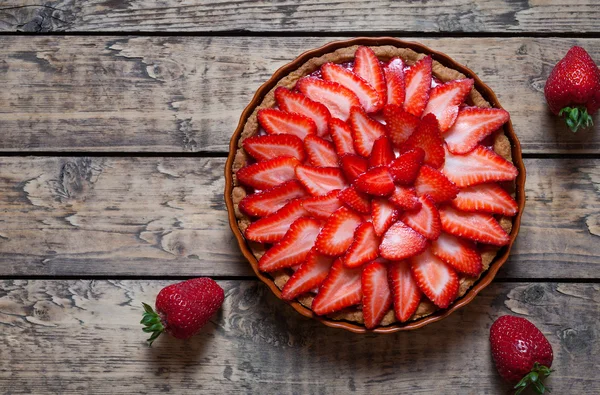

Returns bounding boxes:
[226,39,524,332]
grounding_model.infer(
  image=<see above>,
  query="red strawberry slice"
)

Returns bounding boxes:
[315,206,363,256]
[304,134,339,167]
[312,259,363,315]
[400,113,445,169]
[414,165,459,203]
[422,79,474,132]
[339,153,368,182]
[244,199,307,243]
[339,186,371,214]
[388,260,422,322]
[329,118,356,155]
[343,222,380,268]
[379,220,428,260]
[275,87,331,137]
[452,183,518,216]
[444,107,510,154]
[383,104,420,146]
[354,46,387,106]
[371,198,399,237]
[322,62,382,113]
[439,205,510,246]
[281,249,334,300]
[258,217,322,272]
[349,106,387,157]
[410,249,459,309]
[297,77,361,121]
[239,179,308,217]
[243,134,306,162]
[384,57,406,107]
[404,56,432,117]
[237,156,300,190]
[368,136,395,168]
[301,189,343,219]
[295,164,348,196]
[257,108,317,139]
[400,194,441,240]
[442,145,518,187]
[431,233,482,277]
[361,261,392,329]
[388,148,425,184]
[355,166,395,197]
[389,185,421,211]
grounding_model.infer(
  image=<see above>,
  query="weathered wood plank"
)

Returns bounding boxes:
[0,36,599,153]
[0,280,597,393]
[0,157,598,278]
[1,0,599,33]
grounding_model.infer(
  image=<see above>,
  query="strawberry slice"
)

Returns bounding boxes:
[422,79,474,132]
[400,113,445,168]
[312,259,363,315]
[400,194,441,240]
[361,261,392,329]
[243,134,306,162]
[304,134,339,167]
[410,249,459,309]
[389,185,421,211]
[281,249,334,300]
[368,136,395,168]
[379,220,428,260]
[388,148,425,184]
[442,145,518,187]
[257,108,316,139]
[295,164,348,196]
[444,107,510,154]
[339,186,371,214]
[315,206,363,256]
[349,106,387,157]
[297,77,361,121]
[244,199,307,243]
[388,260,422,322]
[237,156,300,190]
[239,179,308,217]
[258,217,322,272]
[414,165,459,203]
[301,189,343,219]
[439,205,510,246]
[322,62,382,113]
[353,46,387,106]
[343,222,380,268]
[329,118,356,156]
[452,183,518,216]
[404,56,432,117]
[339,153,368,182]
[275,87,331,137]
[383,104,420,146]
[355,166,395,197]
[431,233,482,277]
[371,198,399,237]
[384,57,406,107]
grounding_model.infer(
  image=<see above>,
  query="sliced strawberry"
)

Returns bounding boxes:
[439,205,510,246]
[343,222,380,268]
[400,194,441,240]
[430,233,482,277]
[355,166,395,196]
[389,185,421,211]
[312,259,363,315]
[384,57,406,107]
[321,62,382,113]
[275,87,331,137]
[404,56,432,117]
[422,79,474,132]
[379,220,428,260]
[339,186,371,214]
[315,206,363,256]
[371,198,399,237]
[243,134,306,162]
[414,165,459,203]
[361,261,392,329]
[339,153,368,182]
[354,46,387,106]
[257,108,316,139]
[410,249,459,309]
[388,260,422,322]
[400,113,445,168]
[258,217,322,272]
[349,106,387,157]
[329,118,356,155]
[388,148,425,184]
[368,136,395,168]
[383,104,420,146]
[452,183,518,216]
[296,77,361,121]
[301,189,343,219]
[237,156,300,190]
[295,164,348,196]
[444,107,510,154]
[244,199,307,243]
[281,249,334,300]
[239,179,308,217]
[442,145,518,187]
[304,134,339,167]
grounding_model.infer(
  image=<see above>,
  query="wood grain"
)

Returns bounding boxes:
[1,36,599,153]
[0,156,597,278]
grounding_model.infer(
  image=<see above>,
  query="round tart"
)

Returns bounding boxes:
[225,38,525,333]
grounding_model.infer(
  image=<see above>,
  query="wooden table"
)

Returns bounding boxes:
[1,1,599,393]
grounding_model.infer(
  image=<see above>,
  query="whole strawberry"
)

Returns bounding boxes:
[490,316,553,394]
[141,278,224,346]
[544,46,600,132]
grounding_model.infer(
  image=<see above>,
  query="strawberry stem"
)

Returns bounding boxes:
[559,106,594,133]
[514,362,553,395]
[141,302,165,346]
